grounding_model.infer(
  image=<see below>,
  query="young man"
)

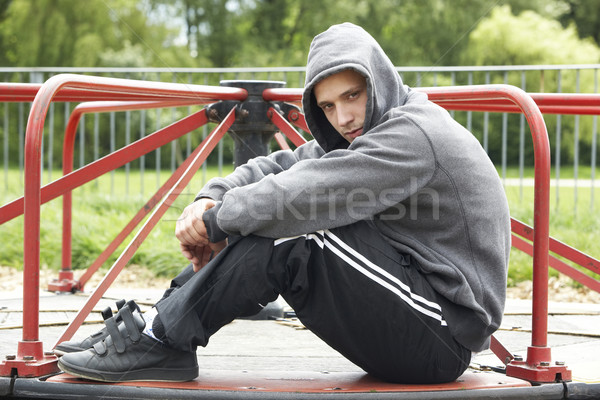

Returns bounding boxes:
[57,23,510,384]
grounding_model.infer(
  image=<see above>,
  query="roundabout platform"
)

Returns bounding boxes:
[0,287,598,399]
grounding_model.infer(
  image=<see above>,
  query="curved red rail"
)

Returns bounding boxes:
[265,84,577,382]
[15,74,246,366]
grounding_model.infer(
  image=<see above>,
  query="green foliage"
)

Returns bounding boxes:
[557,0,600,46]
[458,5,600,169]
[465,5,600,66]
[0,0,599,69]
[0,0,194,67]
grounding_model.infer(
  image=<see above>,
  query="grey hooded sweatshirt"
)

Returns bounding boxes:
[199,23,511,352]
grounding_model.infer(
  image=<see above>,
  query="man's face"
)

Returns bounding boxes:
[313,69,368,143]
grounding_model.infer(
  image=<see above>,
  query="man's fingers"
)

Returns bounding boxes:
[176,199,221,273]
[180,243,193,260]
[176,225,208,246]
[180,243,200,264]
[175,202,211,246]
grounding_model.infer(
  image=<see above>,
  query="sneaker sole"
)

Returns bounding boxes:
[57,358,199,383]
[53,345,86,357]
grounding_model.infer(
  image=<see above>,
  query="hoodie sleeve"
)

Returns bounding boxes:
[196,139,325,201]
[212,116,436,239]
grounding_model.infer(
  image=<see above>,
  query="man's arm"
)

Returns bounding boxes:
[208,119,437,239]
[196,140,325,201]
[175,141,322,270]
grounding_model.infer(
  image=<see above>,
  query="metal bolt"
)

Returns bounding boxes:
[290,111,299,121]
[540,361,550,367]
[513,355,523,362]
[44,351,55,356]
[5,355,15,360]
[23,356,34,361]
[239,109,249,118]
[555,361,565,366]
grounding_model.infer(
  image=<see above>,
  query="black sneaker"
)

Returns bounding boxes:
[54,299,137,356]
[57,301,198,382]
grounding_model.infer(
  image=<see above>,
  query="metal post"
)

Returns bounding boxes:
[211,80,286,167]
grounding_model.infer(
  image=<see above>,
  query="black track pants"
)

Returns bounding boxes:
[155,220,471,384]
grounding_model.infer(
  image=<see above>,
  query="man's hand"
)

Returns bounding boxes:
[175,199,226,272]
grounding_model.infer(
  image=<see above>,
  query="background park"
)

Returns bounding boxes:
[0,0,599,298]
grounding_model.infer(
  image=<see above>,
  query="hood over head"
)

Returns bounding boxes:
[302,23,408,152]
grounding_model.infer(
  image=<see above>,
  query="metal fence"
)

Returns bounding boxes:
[1,65,599,211]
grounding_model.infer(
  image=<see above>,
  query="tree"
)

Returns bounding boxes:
[0,0,192,67]
[558,0,600,46]
[464,5,600,166]
[465,4,600,66]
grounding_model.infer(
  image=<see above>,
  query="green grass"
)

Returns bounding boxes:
[497,165,600,180]
[1,166,599,286]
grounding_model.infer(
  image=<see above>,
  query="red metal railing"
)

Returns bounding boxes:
[0,75,246,377]
[264,85,600,383]
[53,107,237,349]
[264,89,600,116]
[53,100,205,292]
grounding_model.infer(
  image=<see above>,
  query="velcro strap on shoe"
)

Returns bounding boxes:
[93,340,107,355]
[120,307,141,343]
[125,299,141,313]
[105,316,127,353]
[116,299,126,310]
[101,306,113,320]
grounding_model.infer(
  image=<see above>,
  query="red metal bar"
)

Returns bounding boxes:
[423,85,568,382]
[53,108,235,349]
[414,87,551,344]
[387,86,551,354]
[46,101,210,292]
[0,80,247,103]
[263,88,600,115]
[0,108,209,226]
[273,132,291,150]
[438,102,600,115]
[511,235,600,293]
[266,86,523,373]
[74,125,210,290]
[267,107,308,147]
[512,218,600,276]
[490,335,514,366]
[265,84,574,382]
[13,74,243,374]
[0,84,194,103]
[287,108,311,133]
[262,87,303,104]
[429,93,600,115]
